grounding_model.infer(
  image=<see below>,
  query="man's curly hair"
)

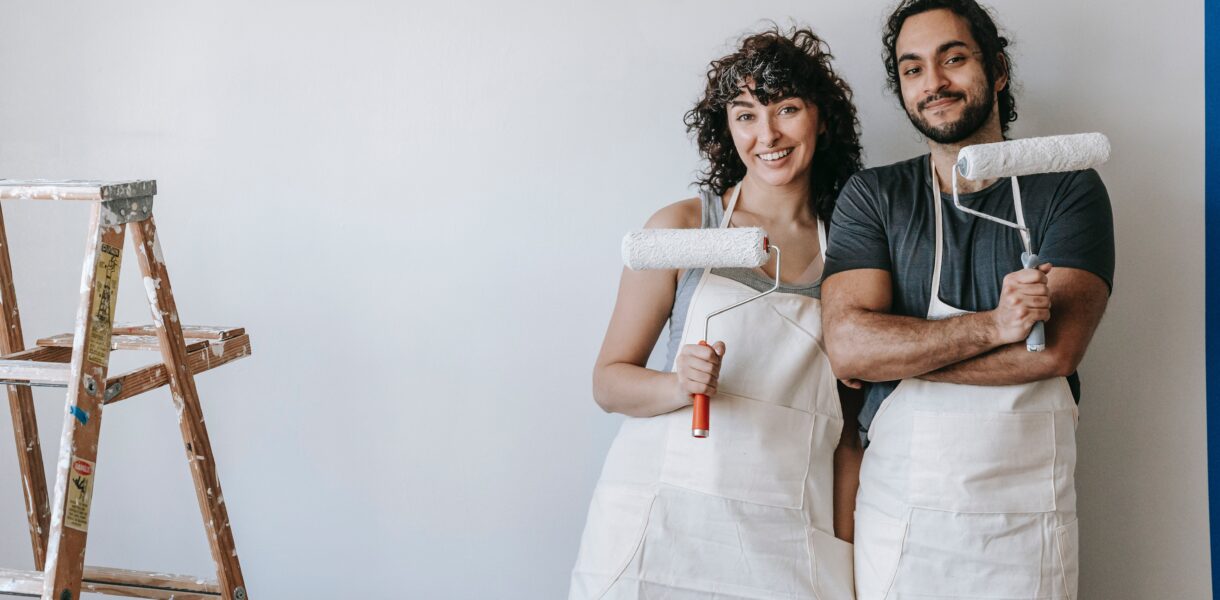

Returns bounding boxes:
[882,0,1017,136]
[684,26,863,223]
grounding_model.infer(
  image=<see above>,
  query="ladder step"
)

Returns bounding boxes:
[0,334,251,400]
[106,334,253,405]
[0,565,219,598]
[0,346,72,363]
[0,179,156,201]
[0,361,70,385]
[37,333,209,353]
[112,324,245,341]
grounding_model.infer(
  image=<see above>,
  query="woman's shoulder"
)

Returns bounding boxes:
[642,195,707,230]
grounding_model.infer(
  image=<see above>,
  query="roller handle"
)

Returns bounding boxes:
[1021,252,1047,352]
[692,341,711,438]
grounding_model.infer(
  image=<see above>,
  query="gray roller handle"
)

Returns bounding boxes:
[1021,252,1046,352]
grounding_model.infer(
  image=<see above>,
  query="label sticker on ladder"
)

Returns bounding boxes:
[86,243,122,365]
[65,457,96,532]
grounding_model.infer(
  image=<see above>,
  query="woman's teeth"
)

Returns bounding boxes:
[759,148,792,161]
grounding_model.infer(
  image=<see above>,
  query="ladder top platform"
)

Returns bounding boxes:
[0,179,157,201]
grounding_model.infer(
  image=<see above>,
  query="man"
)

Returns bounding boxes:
[821,1,1113,598]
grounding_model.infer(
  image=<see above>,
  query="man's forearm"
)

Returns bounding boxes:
[920,343,1063,385]
[830,309,1000,382]
[822,267,1051,385]
[920,268,1110,385]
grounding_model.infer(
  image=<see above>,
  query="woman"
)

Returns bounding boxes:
[570,27,864,599]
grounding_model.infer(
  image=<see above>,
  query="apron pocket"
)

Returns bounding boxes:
[626,488,817,597]
[809,527,854,600]
[1055,520,1079,600]
[659,394,814,508]
[896,509,1047,598]
[853,507,906,600]
[711,299,825,413]
[909,409,1056,513]
[569,486,655,599]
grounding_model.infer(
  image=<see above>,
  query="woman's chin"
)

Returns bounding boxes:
[748,167,808,189]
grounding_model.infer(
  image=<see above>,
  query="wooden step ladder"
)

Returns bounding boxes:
[0,180,251,600]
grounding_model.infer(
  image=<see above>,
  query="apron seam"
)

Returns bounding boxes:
[1054,521,1075,600]
[881,518,909,600]
[652,481,806,510]
[593,493,658,600]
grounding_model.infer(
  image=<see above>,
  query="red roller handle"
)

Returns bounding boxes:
[692,341,711,438]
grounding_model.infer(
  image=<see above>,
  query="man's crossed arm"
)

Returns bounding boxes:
[821,265,1109,386]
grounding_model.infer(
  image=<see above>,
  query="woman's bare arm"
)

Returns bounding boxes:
[592,199,725,417]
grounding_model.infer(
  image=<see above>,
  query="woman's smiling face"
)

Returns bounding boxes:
[726,85,822,188]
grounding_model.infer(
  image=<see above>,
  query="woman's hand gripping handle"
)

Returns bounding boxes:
[674,340,725,438]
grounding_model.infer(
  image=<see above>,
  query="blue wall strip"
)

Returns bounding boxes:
[1208,0,1219,592]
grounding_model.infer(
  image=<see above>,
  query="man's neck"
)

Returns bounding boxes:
[927,119,1005,194]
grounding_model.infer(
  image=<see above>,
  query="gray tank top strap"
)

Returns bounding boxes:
[701,186,724,228]
[662,189,821,371]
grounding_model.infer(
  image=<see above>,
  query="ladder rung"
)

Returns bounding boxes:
[112,324,245,341]
[0,346,72,363]
[0,179,156,201]
[0,566,219,598]
[0,361,70,385]
[0,566,37,596]
[106,334,253,405]
[37,333,209,354]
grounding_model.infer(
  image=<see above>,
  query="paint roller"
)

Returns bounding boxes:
[621,227,778,438]
[951,132,1111,351]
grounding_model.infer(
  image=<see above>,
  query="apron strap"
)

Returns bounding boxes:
[1011,176,1026,229]
[1010,176,1034,254]
[817,218,828,263]
[930,157,946,298]
[720,183,743,228]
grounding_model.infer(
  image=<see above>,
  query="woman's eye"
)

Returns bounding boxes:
[735,113,754,121]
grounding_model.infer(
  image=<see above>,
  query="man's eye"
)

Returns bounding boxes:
[779,105,799,115]
[945,55,966,65]
[902,66,921,77]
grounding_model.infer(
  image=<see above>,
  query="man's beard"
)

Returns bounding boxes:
[906,86,994,144]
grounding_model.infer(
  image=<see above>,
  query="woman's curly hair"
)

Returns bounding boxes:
[684,26,863,222]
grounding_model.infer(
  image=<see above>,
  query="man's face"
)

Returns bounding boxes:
[894,8,1005,144]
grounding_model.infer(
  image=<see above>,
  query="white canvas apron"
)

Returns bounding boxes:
[570,186,855,600]
[853,166,1080,600]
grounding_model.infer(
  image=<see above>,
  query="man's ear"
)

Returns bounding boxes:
[993,53,1010,92]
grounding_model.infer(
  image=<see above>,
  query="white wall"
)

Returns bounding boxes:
[0,1,1206,598]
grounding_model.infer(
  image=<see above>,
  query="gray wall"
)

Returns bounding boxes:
[0,1,1207,598]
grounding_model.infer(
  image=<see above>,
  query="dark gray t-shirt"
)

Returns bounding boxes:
[823,154,1114,441]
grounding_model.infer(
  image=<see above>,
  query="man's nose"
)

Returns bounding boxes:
[922,63,951,97]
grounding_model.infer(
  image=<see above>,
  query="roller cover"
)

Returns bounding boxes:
[621,227,769,270]
[955,133,1110,180]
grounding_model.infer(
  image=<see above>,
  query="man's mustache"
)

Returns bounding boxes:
[917,91,966,111]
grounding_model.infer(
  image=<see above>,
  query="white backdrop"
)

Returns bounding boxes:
[0,1,1207,598]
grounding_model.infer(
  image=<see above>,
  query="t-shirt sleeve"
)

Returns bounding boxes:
[823,171,892,280]
[1036,169,1115,293]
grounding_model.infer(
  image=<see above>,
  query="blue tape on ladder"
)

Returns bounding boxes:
[69,405,88,426]
[1207,0,1219,591]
